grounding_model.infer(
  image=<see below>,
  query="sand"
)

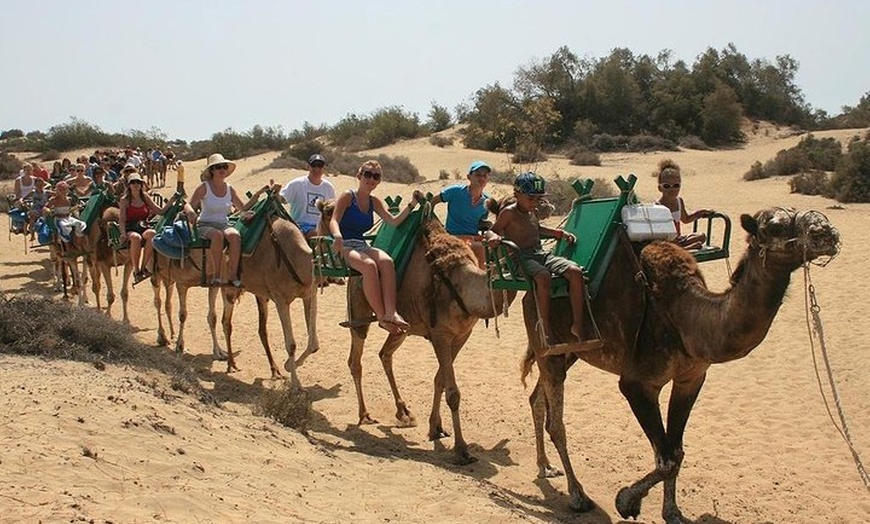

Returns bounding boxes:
[1,123,868,523]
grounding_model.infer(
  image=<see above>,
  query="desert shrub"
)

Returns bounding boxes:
[44,118,113,151]
[568,147,601,166]
[366,106,423,148]
[511,141,546,163]
[789,171,830,196]
[545,177,619,215]
[41,149,61,161]
[0,294,208,402]
[255,381,312,433]
[743,161,767,181]
[679,135,710,150]
[429,135,454,148]
[628,134,678,152]
[0,129,24,140]
[591,133,617,152]
[328,113,370,149]
[829,138,870,202]
[267,150,310,171]
[286,139,324,163]
[571,119,598,146]
[794,134,842,171]
[0,152,24,180]
[427,103,453,132]
[438,169,450,180]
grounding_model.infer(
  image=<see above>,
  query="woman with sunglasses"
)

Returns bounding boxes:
[655,159,712,250]
[65,163,94,198]
[120,172,170,284]
[328,160,420,335]
[183,153,268,288]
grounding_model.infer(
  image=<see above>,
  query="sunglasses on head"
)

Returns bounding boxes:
[660,183,680,189]
[362,170,381,181]
[310,161,325,168]
[211,163,229,171]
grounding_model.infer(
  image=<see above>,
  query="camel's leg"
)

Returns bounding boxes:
[429,334,475,465]
[89,261,104,313]
[119,263,132,324]
[163,279,175,341]
[378,332,413,426]
[530,379,563,478]
[255,296,282,379]
[348,325,376,424]
[207,285,228,361]
[151,280,171,346]
[539,356,594,512]
[221,288,239,373]
[275,299,301,388]
[295,290,319,367]
[175,284,189,355]
[615,375,705,524]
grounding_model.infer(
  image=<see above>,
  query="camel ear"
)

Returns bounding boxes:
[740,214,758,236]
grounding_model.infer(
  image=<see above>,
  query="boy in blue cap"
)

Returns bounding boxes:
[432,160,492,267]
[487,172,601,351]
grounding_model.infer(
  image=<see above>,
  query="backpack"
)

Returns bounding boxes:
[152,219,192,260]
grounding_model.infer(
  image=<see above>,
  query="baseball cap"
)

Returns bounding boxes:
[468,160,491,174]
[308,154,326,165]
[514,171,548,196]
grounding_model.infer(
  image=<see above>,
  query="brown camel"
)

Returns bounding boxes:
[87,205,135,323]
[519,207,840,522]
[151,207,318,384]
[344,216,514,464]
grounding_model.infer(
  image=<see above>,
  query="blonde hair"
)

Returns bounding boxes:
[357,160,382,177]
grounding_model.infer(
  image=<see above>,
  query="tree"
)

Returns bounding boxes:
[700,83,743,145]
[426,102,453,133]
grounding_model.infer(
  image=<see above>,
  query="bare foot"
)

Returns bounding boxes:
[383,313,410,330]
[378,319,405,335]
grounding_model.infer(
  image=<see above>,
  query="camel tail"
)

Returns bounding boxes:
[520,343,536,387]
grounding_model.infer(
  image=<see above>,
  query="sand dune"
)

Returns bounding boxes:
[1,124,868,523]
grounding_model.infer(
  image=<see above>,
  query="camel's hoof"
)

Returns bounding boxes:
[395,413,417,428]
[568,492,595,513]
[453,451,477,466]
[429,429,450,441]
[358,415,378,425]
[284,359,296,373]
[213,350,228,362]
[538,465,564,479]
[615,487,642,520]
[226,364,241,374]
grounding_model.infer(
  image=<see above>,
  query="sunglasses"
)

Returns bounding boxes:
[362,170,381,181]
[211,164,229,171]
[660,183,681,189]
[310,161,325,168]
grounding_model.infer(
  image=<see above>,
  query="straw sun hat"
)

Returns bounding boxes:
[201,153,237,180]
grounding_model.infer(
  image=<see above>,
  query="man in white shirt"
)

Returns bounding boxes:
[279,154,336,237]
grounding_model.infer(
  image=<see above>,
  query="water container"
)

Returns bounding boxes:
[621,204,677,241]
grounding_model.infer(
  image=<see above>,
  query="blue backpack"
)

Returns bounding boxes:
[152,219,192,260]
[35,217,52,245]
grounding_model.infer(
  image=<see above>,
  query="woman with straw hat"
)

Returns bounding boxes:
[182,153,268,287]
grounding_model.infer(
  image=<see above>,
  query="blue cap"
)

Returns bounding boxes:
[468,160,491,174]
[514,171,548,195]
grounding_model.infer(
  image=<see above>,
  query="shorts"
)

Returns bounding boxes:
[298,223,318,235]
[126,221,149,235]
[519,249,580,277]
[197,221,232,237]
[341,238,373,254]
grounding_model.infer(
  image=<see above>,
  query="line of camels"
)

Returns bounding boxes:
[72,186,839,524]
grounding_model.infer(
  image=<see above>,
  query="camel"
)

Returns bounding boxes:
[151,199,318,385]
[343,215,515,464]
[519,207,840,523]
[87,204,135,323]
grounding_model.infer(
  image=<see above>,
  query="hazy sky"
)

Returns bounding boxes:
[3,0,868,141]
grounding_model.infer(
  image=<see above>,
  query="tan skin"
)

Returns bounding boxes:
[65,164,94,198]
[431,166,490,268]
[119,181,171,277]
[44,182,87,251]
[656,172,712,250]
[487,190,589,346]
[329,167,420,334]
[184,164,268,284]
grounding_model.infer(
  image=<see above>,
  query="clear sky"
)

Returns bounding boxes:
[3,0,868,142]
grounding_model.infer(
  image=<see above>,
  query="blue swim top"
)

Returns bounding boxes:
[338,190,374,240]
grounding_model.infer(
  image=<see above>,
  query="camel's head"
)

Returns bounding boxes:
[315,198,336,236]
[741,207,840,261]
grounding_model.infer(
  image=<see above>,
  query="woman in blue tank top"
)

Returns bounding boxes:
[329,160,420,335]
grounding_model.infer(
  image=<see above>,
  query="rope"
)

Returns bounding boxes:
[803,263,870,491]
[485,261,500,338]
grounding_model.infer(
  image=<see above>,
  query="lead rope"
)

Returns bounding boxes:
[485,261,500,338]
[803,262,870,491]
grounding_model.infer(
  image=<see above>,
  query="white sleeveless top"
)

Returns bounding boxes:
[16,175,35,199]
[199,182,233,225]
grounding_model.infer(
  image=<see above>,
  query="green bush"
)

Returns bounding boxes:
[794,134,842,171]
[829,136,870,202]
[366,106,423,148]
[427,103,453,132]
[0,129,24,140]
[429,135,454,148]
[789,171,830,196]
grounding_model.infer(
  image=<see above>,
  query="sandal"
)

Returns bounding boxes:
[132,271,147,285]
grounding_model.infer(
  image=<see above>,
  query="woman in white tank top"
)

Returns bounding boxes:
[183,153,269,288]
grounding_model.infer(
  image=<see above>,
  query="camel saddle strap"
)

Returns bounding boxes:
[267,218,303,285]
[425,251,470,327]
